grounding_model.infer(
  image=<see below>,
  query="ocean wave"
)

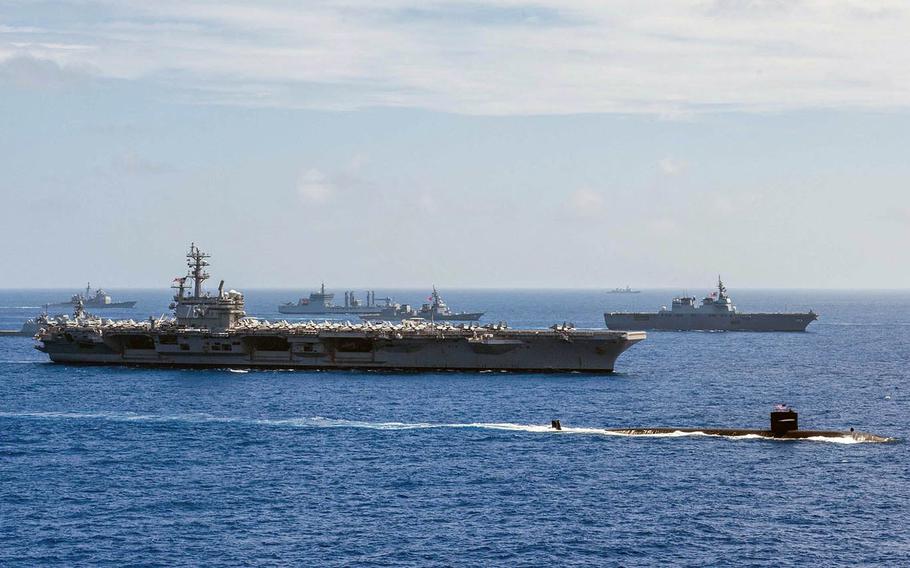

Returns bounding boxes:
[0,412,884,443]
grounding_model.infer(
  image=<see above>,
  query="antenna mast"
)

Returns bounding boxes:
[187,242,211,298]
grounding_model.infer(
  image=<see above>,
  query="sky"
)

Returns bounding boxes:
[1,0,909,289]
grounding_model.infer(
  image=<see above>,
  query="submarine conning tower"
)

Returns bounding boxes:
[169,243,246,331]
[770,405,798,436]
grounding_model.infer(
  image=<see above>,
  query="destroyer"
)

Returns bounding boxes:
[609,286,640,294]
[279,285,391,315]
[604,277,817,331]
[37,245,645,372]
[360,287,483,322]
[51,283,136,309]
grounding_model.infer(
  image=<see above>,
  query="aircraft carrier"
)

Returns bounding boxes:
[36,245,646,372]
[604,277,817,332]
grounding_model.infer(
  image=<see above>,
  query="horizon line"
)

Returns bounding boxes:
[2,286,909,292]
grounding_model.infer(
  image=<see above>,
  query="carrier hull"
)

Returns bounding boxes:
[37,328,646,373]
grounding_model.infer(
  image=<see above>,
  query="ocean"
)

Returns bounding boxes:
[1,288,908,566]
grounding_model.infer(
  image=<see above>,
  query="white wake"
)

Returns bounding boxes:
[0,412,884,443]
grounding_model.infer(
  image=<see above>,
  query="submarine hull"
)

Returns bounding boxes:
[607,427,890,443]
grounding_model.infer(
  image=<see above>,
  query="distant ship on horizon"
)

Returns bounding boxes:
[609,285,641,294]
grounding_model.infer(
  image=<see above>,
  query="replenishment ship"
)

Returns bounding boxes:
[278,285,392,315]
[51,283,137,309]
[36,245,646,372]
[604,277,817,331]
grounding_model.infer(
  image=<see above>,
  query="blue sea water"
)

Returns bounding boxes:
[1,288,908,567]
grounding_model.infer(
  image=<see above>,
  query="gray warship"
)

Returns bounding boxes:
[278,285,392,315]
[360,287,484,322]
[36,245,646,372]
[609,286,640,294]
[51,283,137,309]
[604,277,817,332]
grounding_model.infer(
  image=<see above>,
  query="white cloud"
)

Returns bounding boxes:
[297,169,334,203]
[565,188,605,217]
[710,190,761,215]
[0,54,91,89]
[658,157,687,176]
[417,193,438,214]
[108,151,175,175]
[2,1,910,114]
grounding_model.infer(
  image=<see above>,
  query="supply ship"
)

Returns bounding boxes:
[51,283,137,309]
[36,245,646,372]
[278,285,392,315]
[604,277,817,332]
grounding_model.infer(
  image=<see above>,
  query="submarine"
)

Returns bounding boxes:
[549,406,892,443]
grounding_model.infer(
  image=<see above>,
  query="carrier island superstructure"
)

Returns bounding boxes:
[36,245,646,372]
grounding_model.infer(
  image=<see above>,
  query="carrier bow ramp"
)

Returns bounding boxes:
[36,244,646,372]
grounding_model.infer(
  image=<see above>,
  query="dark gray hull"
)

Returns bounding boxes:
[604,312,817,331]
[278,305,383,315]
[37,329,646,373]
[430,313,484,321]
[604,427,888,443]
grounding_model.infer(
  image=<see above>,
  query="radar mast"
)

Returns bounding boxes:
[187,243,211,298]
[717,275,727,299]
